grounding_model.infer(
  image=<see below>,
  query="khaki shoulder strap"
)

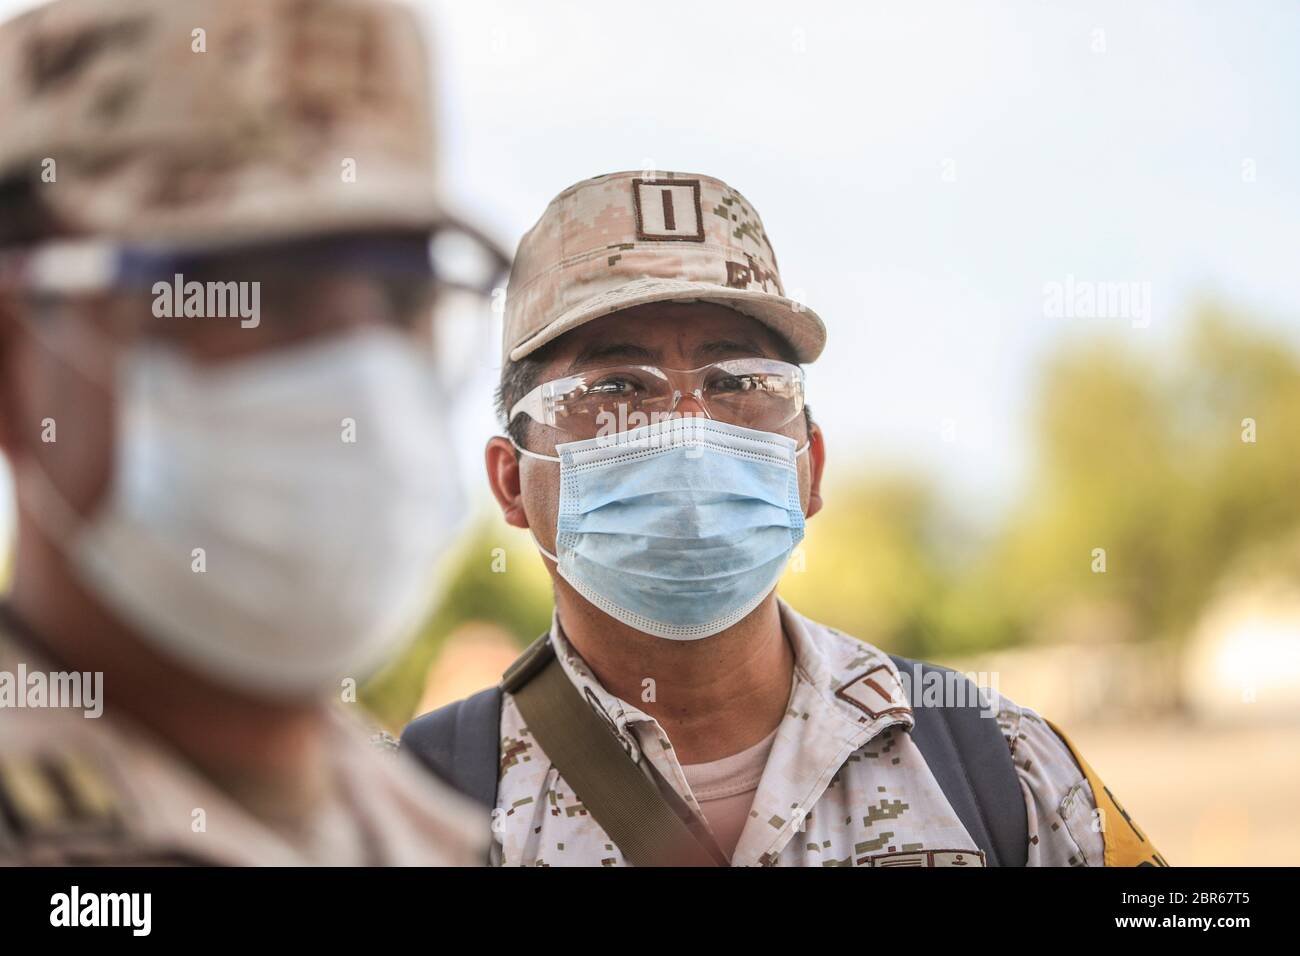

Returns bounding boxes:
[504,636,725,867]
[1045,718,1169,867]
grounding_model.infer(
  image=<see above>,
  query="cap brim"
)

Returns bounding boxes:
[507,277,826,364]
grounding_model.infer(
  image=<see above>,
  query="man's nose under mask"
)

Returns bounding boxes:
[517,417,806,640]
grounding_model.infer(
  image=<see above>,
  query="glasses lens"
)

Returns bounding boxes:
[547,366,672,437]
[703,360,804,430]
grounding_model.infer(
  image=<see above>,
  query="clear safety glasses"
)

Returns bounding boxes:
[0,223,511,389]
[509,357,805,444]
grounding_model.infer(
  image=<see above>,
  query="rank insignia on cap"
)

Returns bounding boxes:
[632,179,705,242]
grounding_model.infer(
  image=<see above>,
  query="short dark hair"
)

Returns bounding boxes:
[495,323,814,450]
[496,339,560,449]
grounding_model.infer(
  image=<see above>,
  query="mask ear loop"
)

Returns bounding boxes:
[507,436,562,560]
[530,532,560,564]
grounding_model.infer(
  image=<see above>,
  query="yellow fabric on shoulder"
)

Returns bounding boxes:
[1044,718,1169,867]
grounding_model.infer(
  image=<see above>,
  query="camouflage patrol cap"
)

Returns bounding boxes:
[0,0,441,250]
[503,171,826,364]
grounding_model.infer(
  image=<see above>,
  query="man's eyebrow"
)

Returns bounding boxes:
[566,342,659,372]
[692,337,767,361]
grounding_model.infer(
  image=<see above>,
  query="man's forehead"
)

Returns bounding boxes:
[549,303,790,370]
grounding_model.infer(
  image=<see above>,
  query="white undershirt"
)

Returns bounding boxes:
[680,726,779,861]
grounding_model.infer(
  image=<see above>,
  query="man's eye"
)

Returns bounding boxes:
[587,376,642,396]
[711,374,759,393]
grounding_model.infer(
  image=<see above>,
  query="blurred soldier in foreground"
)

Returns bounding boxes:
[404,171,1167,867]
[0,0,505,864]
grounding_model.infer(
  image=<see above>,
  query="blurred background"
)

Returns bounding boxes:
[2,0,1298,864]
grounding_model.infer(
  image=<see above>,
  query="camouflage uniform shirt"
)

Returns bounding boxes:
[0,624,487,866]
[492,599,1109,867]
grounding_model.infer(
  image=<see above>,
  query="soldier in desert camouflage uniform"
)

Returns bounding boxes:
[431,170,1165,867]
[0,0,504,865]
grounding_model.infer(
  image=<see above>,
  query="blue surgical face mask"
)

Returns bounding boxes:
[516,417,807,640]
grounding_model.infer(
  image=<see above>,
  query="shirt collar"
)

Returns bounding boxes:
[777,600,915,734]
[545,600,916,759]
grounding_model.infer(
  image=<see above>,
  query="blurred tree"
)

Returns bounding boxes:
[995,305,1300,646]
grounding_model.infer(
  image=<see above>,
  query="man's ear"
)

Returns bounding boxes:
[485,435,531,530]
[805,422,826,520]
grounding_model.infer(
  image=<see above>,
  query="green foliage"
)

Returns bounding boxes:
[996,307,1300,645]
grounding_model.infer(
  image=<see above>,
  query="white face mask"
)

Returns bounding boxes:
[24,326,459,698]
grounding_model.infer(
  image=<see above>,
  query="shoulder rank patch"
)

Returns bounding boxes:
[836,663,911,720]
[1045,718,1169,867]
[0,752,125,842]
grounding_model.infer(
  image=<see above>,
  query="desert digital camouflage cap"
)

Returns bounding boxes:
[0,0,442,250]
[503,171,826,364]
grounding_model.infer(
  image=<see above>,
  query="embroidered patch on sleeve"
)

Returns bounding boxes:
[632,179,705,242]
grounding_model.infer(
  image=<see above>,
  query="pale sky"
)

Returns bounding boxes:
[2,0,1298,546]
